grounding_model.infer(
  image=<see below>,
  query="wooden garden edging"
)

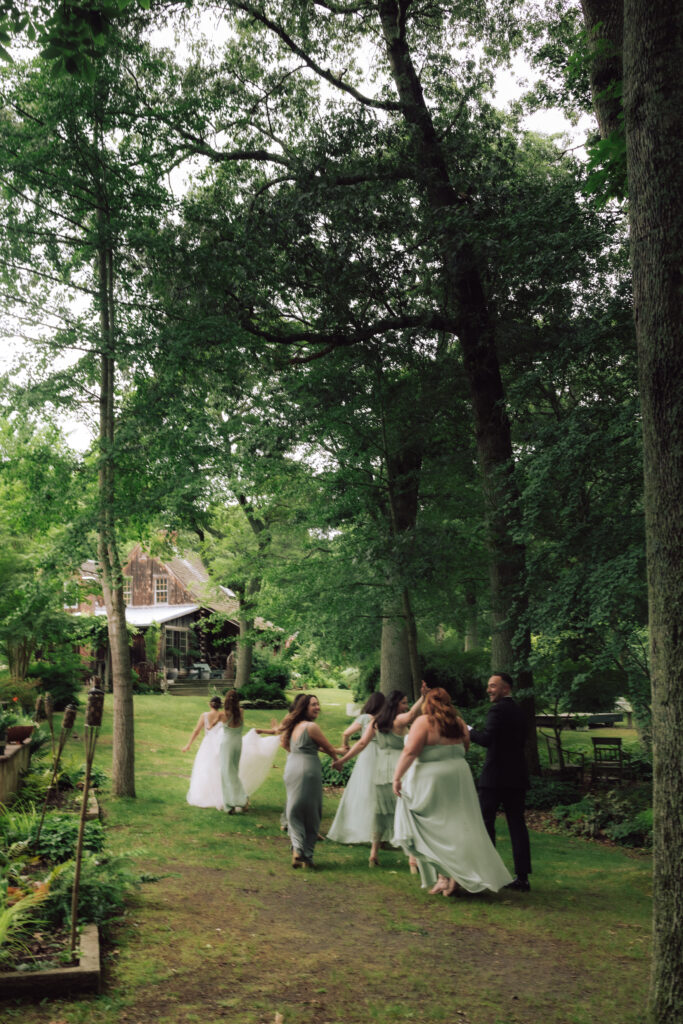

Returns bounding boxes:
[0,924,101,998]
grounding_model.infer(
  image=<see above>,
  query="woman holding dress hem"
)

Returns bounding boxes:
[392,688,513,896]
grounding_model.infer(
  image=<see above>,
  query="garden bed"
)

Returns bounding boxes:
[0,922,100,997]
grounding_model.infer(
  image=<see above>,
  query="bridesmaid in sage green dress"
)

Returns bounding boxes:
[280,694,341,868]
[220,689,248,813]
[392,688,513,896]
[333,688,424,868]
[327,691,385,845]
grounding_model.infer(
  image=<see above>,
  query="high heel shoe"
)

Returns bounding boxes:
[443,878,462,897]
[429,878,448,895]
[369,856,380,868]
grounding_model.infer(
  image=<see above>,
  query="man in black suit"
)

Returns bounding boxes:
[469,672,532,891]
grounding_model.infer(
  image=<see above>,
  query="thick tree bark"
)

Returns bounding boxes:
[7,640,34,680]
[377,1,537,765]
[580,0,624,138]
[381,426,422,698]
[621,2,683,1019]
[380,597,414,697]
[234,497,268,689]
[464,581,479,651]
[234,611,254,690]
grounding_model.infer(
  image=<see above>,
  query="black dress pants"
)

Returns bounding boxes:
[478,786,532,879]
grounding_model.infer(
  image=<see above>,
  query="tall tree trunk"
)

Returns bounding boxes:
[378,2,537,766]
[8,639,34,680]
[621,2,683,1019]
[234,497,268,690]
[579,0,683,1016]
[381,417,423,698]
[402,588,421,699]
[380,595,413,697]
[235,612,254,690]
[464,581,479,651]
[96,231,135,798]
[580,0,624,137]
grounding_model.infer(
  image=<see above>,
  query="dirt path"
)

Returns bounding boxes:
[98,826,639,1024]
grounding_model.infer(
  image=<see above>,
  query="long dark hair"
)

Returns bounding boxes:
[362,692,385,716]
[374,690,406,734]
[223,689,243,726]
[279,693,317,750]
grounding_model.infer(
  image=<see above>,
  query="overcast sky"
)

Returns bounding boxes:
[1,32,591,454]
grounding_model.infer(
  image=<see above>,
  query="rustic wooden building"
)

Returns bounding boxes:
[74,545,242,689]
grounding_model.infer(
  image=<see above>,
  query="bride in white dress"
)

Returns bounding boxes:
[182,696,225,809]
[182,695,281,810]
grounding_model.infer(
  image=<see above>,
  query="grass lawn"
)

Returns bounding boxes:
[2,690,652,1024]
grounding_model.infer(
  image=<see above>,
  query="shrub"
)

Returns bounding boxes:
[0,886,50,969]
[28,815,105,862]
[0,806,38,852]
[40,853,140,930]
[465,744,486,784]
[352,660,379,703]
[239,650,290,707]
[526,776,582,810]
[625,749,653,781]
[0,678,41,713]
[28,651,83,710]
[420,640,490,709]
[551,785,652,848]
[320,756,353,787]
[285,643,347,689]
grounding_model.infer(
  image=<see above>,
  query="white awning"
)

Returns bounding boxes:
[94,604,200,627]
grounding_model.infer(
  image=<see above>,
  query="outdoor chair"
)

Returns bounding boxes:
[590,736,627,784]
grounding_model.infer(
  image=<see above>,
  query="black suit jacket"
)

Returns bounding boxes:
[470,696,529,790]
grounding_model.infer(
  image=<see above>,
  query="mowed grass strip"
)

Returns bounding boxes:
[2,691,651,1024]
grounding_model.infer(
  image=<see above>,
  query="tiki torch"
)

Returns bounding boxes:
[35,702,78,847]
[70,685,105,959]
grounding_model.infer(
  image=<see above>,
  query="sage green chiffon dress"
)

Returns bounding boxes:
[221,723,248,812]
[373,730,404,845]
[393,743,513,892]
[284,725,323,862]
[327,713,376,844]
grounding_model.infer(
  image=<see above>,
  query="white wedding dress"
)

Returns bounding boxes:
[187,719,280,810]
[238,728,281,796]
[186,712,225,810]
